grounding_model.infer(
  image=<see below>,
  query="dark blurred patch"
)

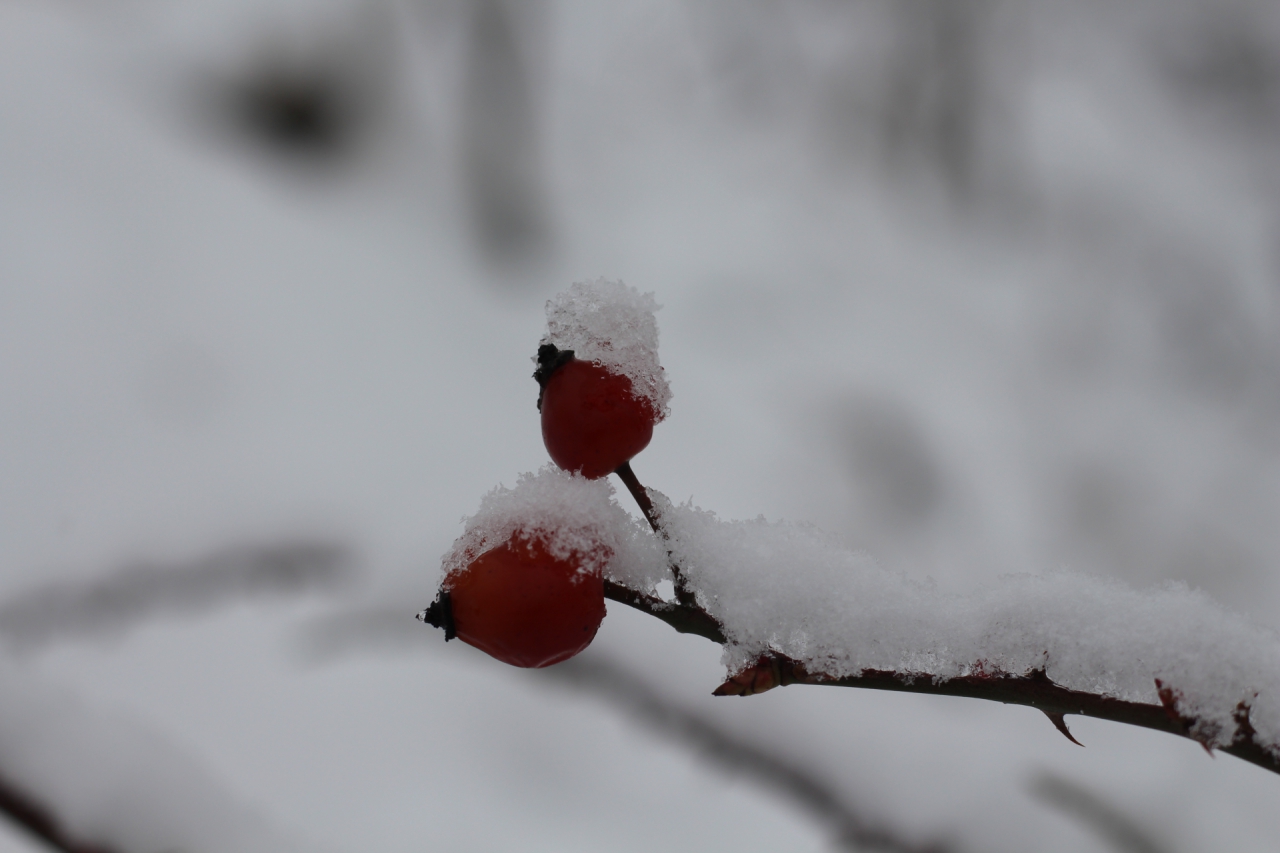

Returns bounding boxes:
[230,64,356,157]
[0,765,122,853]
[839,395,943,535]
[0,541,352,652]
[1030,772,1171,853]
[461,0,551,264]
[880,0,985,197]
[203,11,391,167]
[1147,246,1271,407]
[1160,14,1280,130]
[296,603,423,661]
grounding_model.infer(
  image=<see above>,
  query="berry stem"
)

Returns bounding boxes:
[613,461,699,608]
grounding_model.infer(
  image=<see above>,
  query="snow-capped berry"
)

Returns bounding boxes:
[538,278,671,421]
[420,467,670,667]
[538,352,657,479]
[431,532,605,668]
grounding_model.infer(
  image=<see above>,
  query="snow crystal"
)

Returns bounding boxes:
[440,466,668,591]
[540,279,672,419]
[652,494,1280,754]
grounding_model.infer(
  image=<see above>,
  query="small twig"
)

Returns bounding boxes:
[602,580,724,643]
[612,461,661,533]
[613,461,699,608]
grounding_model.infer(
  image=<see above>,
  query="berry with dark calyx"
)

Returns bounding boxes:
[420,532,606,668]
[536,345,657,479]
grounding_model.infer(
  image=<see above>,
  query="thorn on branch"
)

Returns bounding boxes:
[1042,711,1084,747]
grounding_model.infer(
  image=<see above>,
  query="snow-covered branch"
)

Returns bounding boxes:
[601,511,1280,778]
[428,461,1280,777]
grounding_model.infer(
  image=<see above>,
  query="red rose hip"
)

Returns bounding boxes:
[539,356,657,479]
[429,533,606,668]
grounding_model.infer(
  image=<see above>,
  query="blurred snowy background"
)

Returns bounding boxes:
[2,0,1280,850]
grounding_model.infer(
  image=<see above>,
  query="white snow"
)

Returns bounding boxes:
[438,466,666,590]
[540,279,672,420]
[652,493,1280,755]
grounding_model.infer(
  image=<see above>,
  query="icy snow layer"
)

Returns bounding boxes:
[439,466,666,589]
[540,279,672,419]
[655,496,1280,754]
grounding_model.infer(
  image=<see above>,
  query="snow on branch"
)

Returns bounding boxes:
[421,462,1280,774]
[603,468,1280,777]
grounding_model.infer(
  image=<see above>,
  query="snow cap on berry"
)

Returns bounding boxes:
[540,279,672,420]
[441,466,667,591]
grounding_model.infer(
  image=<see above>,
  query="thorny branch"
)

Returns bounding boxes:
[606,467,1280,778]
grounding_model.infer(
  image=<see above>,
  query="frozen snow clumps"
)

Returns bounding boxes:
[540,278,672,419]
[441,466,667,591]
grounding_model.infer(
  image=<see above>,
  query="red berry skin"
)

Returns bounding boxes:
[540,359,657,479]
[446,535,606,668]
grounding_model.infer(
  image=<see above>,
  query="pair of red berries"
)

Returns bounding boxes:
[421,345,660,667]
